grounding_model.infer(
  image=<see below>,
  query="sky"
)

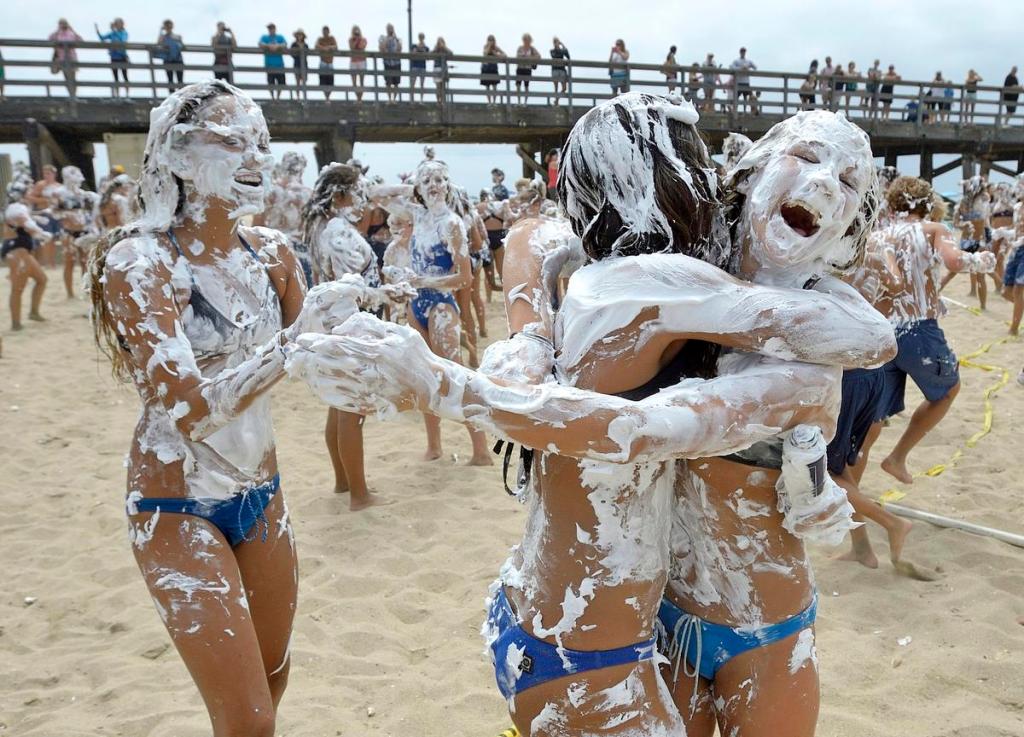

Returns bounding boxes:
[1,0,1021,195]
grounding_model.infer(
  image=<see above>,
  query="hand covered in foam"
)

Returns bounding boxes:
[377,280,418,305]
[381,265,432,294]
[966,251,997,274]
[479,332,556,385]
[284,313,443,418]
[775,425,858,546]
[283,275,369,340]
[381,265,415,284]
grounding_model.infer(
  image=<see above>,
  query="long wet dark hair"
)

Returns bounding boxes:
[556,92,726,379]
[301,162,363,282]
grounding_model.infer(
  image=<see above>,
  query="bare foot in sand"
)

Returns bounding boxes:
[888,518,914,563]
[28,312,46,322]
[333,483,350,494]
[468,452,494,467]
[349,492,390,512]
[837,534,878,569]
[423,448,443,462]
[881,455,913,484]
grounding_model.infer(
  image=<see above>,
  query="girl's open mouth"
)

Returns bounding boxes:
[780,201,821,238]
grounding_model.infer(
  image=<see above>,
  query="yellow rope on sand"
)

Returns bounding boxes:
[878,335,1014,506]
[498,728,520,737]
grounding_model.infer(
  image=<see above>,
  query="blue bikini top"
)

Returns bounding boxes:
[166,230,281,364]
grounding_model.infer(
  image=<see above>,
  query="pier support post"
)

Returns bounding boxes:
[920,150,934,181]
[314,131,355,170]
[962,154,977,178]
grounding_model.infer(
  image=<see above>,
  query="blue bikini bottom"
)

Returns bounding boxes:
[657,595,817,683]
[486,587,657,701]
[130,474,281,547]
[410,288,458,330]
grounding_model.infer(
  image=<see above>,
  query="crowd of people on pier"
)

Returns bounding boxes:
[4,16,1015,125]
[3,74,1023,737]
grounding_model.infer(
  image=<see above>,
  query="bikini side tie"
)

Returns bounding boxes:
[664,610,703,718]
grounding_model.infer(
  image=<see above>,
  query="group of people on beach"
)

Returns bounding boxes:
[3,161,137,330]
[4,76,1023,736]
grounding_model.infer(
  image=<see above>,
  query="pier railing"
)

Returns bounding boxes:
[1,38,1021,131]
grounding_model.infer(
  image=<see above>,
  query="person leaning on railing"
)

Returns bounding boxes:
[316,26,338,100]
[410,32,430,103]
[608,38,629,95]
[48,18,83,97]
[290,29,310,99]
[880,64,900,119]
[515,33,541,105]
[550,37,570,105]
[1002,66,1020,126]
[155,19,185,94]
[432,37,453,105]
[96,17,129,97]
[349,26,368,102]
[964,69,982,123]
[662,45,679,94]
[865,59,881,117]
[700,52,718,112]
[379,23,403,103]
[480,35,506,105]
[211,21,236,84]
[260,23,288,100]
[843,61,860,115]
[799,73,817,110]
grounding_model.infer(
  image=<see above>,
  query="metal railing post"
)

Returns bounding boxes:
[782,73,789,115]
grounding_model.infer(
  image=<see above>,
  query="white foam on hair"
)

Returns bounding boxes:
[137,80,272,233]
[726,110,879,282]
[721,132,753,173]
[559,92,708,256]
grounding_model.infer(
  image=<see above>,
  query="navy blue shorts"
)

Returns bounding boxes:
[1003,246,1024,287]
[39,214,62,236]
[877,319,959,419]
[826,367,886,475]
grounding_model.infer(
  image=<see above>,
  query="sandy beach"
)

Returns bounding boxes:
[1,270,1022,737]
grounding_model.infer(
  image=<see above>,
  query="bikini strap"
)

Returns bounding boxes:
[237,232,263,262]
[165,229,185,256]
[167,229,264,264]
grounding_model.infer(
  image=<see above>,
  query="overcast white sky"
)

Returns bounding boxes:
[1,0,1020,193]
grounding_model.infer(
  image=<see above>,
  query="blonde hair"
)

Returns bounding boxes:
[929,193,948,222]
